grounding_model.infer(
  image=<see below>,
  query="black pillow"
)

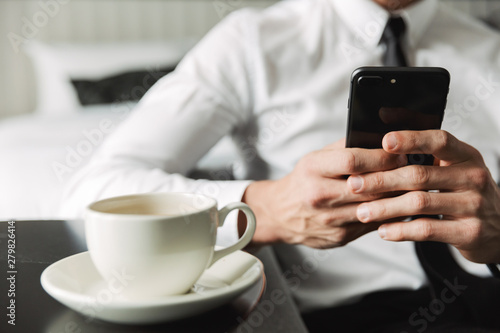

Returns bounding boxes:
[71,66,176,105]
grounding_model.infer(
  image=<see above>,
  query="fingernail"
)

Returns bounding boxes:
[348,176,363,192]
[386,134,398,150]
[357,205,371,222]
[397,154,407,167]
[378,226,387,239]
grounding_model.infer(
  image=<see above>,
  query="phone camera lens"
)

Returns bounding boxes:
[358,76,383,87]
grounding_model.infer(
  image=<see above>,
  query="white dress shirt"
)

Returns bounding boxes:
[61,0,500,313]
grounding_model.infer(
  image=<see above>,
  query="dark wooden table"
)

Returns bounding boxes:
[0,220,307,333]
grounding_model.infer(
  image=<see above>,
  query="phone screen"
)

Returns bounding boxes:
[346,67,450,165]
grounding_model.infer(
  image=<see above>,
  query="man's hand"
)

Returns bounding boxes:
[348,130,500,263]
[242,139,407,249]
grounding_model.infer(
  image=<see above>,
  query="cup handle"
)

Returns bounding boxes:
[210,202,256,266]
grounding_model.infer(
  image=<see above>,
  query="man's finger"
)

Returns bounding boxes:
[382,130,478,165]
[317,203,360,225]
[378,218,475,246]
[347,164,484,194]
[305,178,391,208]
[309,148,407,178]
[356,191,479,223]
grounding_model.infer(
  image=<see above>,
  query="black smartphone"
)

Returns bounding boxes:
[346,67,450,166]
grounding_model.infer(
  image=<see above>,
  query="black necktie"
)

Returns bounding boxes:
[381,16,408,67]
[380,16,500,328]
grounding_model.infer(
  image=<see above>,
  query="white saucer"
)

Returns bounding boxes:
[41,250,264,324]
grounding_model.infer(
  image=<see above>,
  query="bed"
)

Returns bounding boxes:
[0,39,240,220]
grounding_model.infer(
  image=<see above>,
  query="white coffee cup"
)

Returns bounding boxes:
[85,192,256,299]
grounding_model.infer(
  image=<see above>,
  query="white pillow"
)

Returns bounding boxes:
[24,39,197,116]
[24,41,81,115]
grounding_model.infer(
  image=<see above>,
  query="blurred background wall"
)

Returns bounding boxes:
[0,0,277,119]
[0,0,499,119]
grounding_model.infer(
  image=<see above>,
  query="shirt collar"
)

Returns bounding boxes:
[330,0,438,49]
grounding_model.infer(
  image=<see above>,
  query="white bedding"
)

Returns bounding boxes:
[0,104,128,219]
[0,104,238,220]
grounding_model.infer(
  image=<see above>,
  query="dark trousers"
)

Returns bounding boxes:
[302,286,500,333]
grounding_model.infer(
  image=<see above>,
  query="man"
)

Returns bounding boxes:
[61,0,500,331]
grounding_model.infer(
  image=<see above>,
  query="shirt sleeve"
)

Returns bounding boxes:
[59,10,258,247]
